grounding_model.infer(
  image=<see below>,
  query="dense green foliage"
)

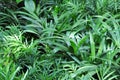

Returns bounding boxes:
[0,0,120,80]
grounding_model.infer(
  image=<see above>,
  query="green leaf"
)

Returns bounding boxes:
[21,70,28,80]
[16,0,23,4]
[78,35,88,49]
[70,40,77,54]
[67,52,81,65]
[104,71,115,80]
[89,32,95,61]
[71,65,97,78]
[97,37,105,57]
[10,67,21,80]
[24,0,35,12]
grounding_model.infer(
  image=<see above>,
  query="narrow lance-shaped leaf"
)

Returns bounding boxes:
[10,67,21,80]
[70,40,77,54]
[89,32,95,61]
[77,35,88,49]
[97,37,105,57]
[71,65,97,78]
